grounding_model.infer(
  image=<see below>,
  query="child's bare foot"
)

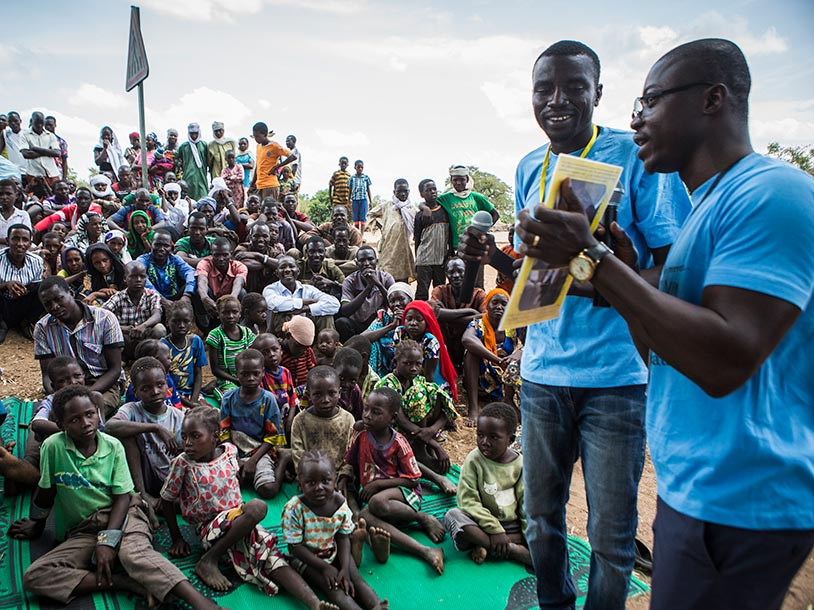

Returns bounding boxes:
[470,546,488,564]
[416,512,446,543]
[315,602,339,610]
[350,518,367,567]
[507,542,533,566]
[195,555,231,591]
[423,546,445,575]
[463,417,477,428]
[438,478,457,496]
[368,526,391,564]
[112,574,157,606]
[372,600,389,610]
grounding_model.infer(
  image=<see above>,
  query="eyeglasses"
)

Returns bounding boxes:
[632,82,715,119]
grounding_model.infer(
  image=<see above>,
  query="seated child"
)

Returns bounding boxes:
[333,347,364,421]
[253,333,298,439]
[315,328,341,366]
[206,295,256,397]
[161,407,333,609]
[220,349,289,499]
[290,366,355,474]
[161,301,208,407]
[241,292,269,335]
[124,339,183,409]
[9,385,217,610]
[282,451,387,609]
[279,316,316,388]
[392,301,458,401]
[343,336,380,401]
[376,340,457,495]
[338,387,445,575]
[443,402,530,566]
[107,356,184,507]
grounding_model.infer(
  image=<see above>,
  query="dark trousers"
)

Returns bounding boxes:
[650,497,814,610]
[335,316,368,343]
[415,264,446,301]
[0,290,44,329]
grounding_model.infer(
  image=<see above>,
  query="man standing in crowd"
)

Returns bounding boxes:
[175,123,209,200]
[250,122,296,201]
[1,112,27,177]
[286,134,301,183]
[21,112,61,188]
[44,116,68,181]
[208,121,236,183]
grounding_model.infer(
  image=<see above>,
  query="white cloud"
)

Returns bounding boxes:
[68,84,128,110]
[0,43,20,65]
[315,128,370,148]
[638,26,679,50]
[138,0,364,22]
[258,99,272,109]
[148,87,253,134]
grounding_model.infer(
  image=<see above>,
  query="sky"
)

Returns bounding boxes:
[3,0,813,202]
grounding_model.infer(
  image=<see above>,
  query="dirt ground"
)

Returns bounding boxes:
[1,239,812,608]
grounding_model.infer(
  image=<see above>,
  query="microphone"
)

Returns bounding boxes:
[593,181,625,308]
[458,210,495,306]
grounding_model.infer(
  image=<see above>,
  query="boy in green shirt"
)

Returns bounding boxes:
[8,385,220,610]
[433,165,499,249]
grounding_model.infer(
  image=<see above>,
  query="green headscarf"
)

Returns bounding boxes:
[127,209,154,258]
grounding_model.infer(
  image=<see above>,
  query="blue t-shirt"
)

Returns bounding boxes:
[138,252,196,299]
[125,373,183,409]
[515,127,691,387]
[160,334,208,395]
[648,153,814,530]
[220,387,286,456]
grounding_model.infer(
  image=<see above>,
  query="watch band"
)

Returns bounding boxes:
[583,241,613,264]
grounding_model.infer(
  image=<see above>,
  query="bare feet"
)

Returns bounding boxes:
[316,602,339,610]
[350,518,367,567]
[368,526,391,564]
[438,478,457,496]
[372,600,389,610]
[195,555,231,591]
[470,546,488,564]
[507,542,533,566]
[111,574,157,606]
[463,417,478,428]
[416,512,446,543]
[423,546,445,575]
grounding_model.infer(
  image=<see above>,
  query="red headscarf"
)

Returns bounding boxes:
[402,300,458,402]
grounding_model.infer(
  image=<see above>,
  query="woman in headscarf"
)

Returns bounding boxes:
[89,174,121,216]
[93,126,126,178]
[160,181,189,233]
[57,246,93,300]
[126,209,154,258]
[462,288,522,420]
[85,243,126,305]
[104,229,132,263]
[361,282,414,378]
[64,212,107,252]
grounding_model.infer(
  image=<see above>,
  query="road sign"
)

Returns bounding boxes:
[125,6,149,92]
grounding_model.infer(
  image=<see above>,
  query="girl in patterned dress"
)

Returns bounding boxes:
[282,451,387,610]
[160,407,337,609]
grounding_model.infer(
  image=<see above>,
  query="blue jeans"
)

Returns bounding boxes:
[521,381,646,610]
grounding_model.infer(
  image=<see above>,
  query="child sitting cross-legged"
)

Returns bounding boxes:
[338,387,446,575]
[220,348,290,499]
[282,451,388,610]
[290,366,355,475]
[160,407,337,609]
[107,356,184,511]
[9,385,219,610]
[443,402,531,566]
[376,340,458,496]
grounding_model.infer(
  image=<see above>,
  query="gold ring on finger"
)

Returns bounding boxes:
[532,234,541,247]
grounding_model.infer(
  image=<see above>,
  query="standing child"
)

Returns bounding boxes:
[282,451,388,610]
[315,328,341,366]
[161,301,208,407]
[414,179,452,301]
[376,340,457,495]
[338,387,445,574]
[367,179,415,283]
[328,156,351,211]
[347,160,372,234]
[221,149,245,204]
[160,407,336,609]
[107,356,184,509]
[242,291,269,334]
[9,386,219,610]
[206,295,256,397]
[220,349,289,499]
[290,367,355,474]
[443,402,530,566]
[252,333,298,441]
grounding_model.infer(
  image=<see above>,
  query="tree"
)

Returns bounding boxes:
[299,189,332,225]
[444,166,514,222]
[767,142,814,176]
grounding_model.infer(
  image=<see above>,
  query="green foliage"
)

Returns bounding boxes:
[767,142,814,176]
[444,166,514,222]
[300,188,333,225]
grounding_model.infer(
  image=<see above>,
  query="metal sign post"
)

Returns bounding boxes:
[126,5,150,188]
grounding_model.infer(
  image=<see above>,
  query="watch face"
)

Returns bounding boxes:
[569,255,595,281]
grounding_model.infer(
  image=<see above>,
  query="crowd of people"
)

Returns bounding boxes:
[0,34,812,610]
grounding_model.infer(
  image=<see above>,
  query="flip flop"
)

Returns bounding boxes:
[634,538,653,574]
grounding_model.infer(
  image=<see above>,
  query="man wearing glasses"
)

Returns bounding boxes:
[503,38,814,610]
[462,40,691,609]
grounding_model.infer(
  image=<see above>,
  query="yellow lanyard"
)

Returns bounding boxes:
[538,124,599,201]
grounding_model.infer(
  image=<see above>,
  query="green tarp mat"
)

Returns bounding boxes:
[0,397,648,609]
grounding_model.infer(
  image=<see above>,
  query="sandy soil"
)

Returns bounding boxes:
[1,238,811,608]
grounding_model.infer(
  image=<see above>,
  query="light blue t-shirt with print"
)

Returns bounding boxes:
[648,153,814,530]
[515,127,691,387]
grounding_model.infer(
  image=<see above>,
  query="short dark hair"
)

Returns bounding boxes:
[0,178,15,189]
[130,356,165,387]
[47,356,80,379]
[299,450,334,474]
[188,211,207,224]
[306,365,339,389]
[152,229,173,242]
[417,178,434,196]
[287,134,297,143]
[536,40,601,85]
[242,292,266,316]
[211,237,232,250]
[480,402,518,435]
[356,245,376,259]
[658,38,751,121]
[252,122,269,135]
[305,235,325,250]
[133,339,163,360]
[393,178,409,188]
[39,275,69,296]
[42,231,61,243]
[343,335,371,357]
[369,387,401,414]
[7,223,31,238]
[51,384,95,424]
[333,347,363,371]
[354,160,363,166]
[235,348,263,369]
[166,299,193,320]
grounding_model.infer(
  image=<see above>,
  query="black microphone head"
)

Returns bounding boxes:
[470,210,494,233]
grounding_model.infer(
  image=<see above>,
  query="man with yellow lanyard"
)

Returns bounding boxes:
[508,41,691,609]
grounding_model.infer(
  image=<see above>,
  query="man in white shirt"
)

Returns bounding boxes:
[2,112,27,176]
[262,255,338,335]
[21,112,60,186]
[285,135,301,183]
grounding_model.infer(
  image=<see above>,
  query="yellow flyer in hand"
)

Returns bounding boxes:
[500,155,623,331]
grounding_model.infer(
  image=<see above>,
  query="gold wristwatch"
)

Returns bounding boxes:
[568,242,613,282]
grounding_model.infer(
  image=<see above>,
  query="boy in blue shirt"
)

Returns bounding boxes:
[348,160,372,234]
